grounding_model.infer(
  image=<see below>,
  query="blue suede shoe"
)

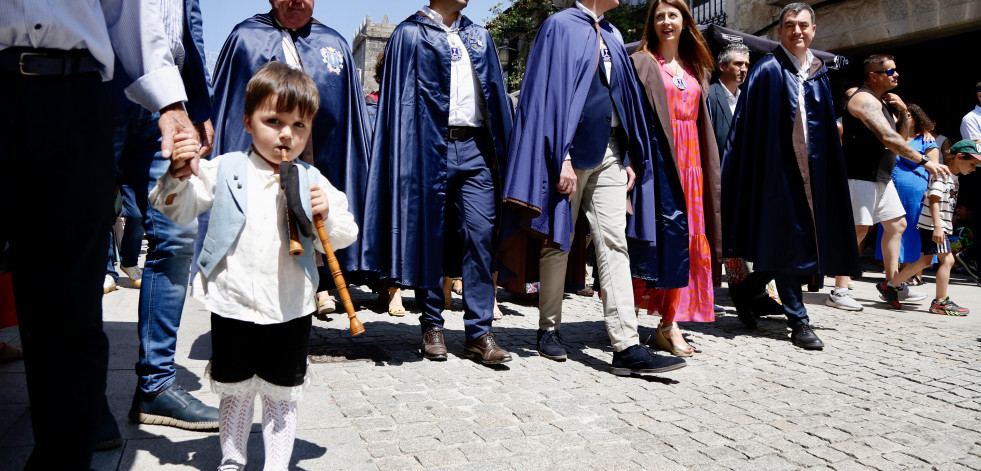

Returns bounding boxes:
[129,384,219,431]
[611,344,686,376]
[536,329,567,361]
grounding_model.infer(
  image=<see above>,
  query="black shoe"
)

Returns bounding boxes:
[790,324,824,350]
[536,329,567,361]
[730,283,758,329]
[611,344,686,376]
[129,384,219,431]
[94,397,122,451]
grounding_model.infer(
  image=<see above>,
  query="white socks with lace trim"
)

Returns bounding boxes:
[218,393,253,470]
[260,395,298,471]
[217,389,298,471]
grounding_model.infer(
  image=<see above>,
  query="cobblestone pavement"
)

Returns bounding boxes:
[2,270,981,470]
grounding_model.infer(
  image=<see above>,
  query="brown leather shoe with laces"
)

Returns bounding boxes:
[422,327,447,360]
[464,333,512,365]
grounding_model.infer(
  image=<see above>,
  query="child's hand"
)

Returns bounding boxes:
[168,132,201,181]
[310,184,329,219]
[933,228,946,245]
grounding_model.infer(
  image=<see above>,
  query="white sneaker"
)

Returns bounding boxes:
[895,283,927,303]
[103,275,117,294]
[826,289,863,311]
[119,265,143,289]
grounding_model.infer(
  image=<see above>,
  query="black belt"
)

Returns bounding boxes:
[0,47,101,76]
[447,126,480,141]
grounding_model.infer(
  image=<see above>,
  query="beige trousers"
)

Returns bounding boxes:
[538,140,639,352]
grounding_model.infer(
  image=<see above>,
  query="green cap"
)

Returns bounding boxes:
[951,139,981,160]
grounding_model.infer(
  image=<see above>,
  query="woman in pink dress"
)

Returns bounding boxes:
[630,0,722,356]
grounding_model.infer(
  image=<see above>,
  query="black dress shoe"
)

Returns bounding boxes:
[129,384,219,431]
[536,329,567,361]
[422,327,448,360]
[791,324,825,350]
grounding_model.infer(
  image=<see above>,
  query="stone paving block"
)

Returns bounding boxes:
[435,431,479,446]
[414,447,468,467]
[367,441,401,458]
[699,445,747,462]
[807,445,856,463]
[503,453,553,471]
[473,426,521,442]
[399,437,442,454]
[375,455,424,471]
[726,440,777,459]
[661,448,714,466]
[809,426,853,443]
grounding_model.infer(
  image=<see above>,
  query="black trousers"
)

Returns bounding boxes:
[0,70,115,470]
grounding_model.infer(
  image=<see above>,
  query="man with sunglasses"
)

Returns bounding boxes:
[828,54,950,311]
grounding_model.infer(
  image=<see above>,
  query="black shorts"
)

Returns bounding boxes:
[210,313,312,387]
[919,228,952,255]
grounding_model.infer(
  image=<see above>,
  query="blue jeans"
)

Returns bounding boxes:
[771,272,810,328]
[115,105,197,395]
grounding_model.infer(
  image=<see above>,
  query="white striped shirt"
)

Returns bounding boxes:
[0,0,188,112]
[918,174,958,235]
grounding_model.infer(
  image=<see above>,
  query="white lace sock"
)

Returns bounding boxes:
[218,392,255,469]
[260,394,298,471]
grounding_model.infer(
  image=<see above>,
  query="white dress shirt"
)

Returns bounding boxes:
[780,44,815,148]
[575,1,620,128]
[420,6,482,128]
[723,85,740,115]
[0,0,188,112]
[961,105,981,140]
[149,150,359,325]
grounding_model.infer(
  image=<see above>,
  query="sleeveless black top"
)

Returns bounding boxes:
[842,86,897,182]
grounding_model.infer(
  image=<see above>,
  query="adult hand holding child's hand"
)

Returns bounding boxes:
[168,133,201,181]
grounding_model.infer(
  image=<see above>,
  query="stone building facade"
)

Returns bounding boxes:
[352,14,396,96]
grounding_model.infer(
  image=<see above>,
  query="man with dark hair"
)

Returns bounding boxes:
[827,54,949,311]
[723,2,858,349]
[962,81,981,141]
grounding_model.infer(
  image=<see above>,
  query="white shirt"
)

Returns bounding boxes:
[575,1,620,128]
[961,105,981,140]
[723,85,740,115]
[0,0,188,113]
[780,44,815,148]
[149,151,359,325]
[420,6,482,127]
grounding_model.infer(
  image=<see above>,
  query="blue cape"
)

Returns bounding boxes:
[721,48,860,276]
[498,8,680,287]
[210,13,371,277]
[360,13,514,289]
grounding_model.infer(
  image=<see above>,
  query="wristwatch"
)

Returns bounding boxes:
[918,153,930,166]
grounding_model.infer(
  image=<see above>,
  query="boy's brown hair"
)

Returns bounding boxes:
[244,61,319,120]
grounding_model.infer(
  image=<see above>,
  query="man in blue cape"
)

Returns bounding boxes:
[210,0,371,300]
[361,0,514,365]
[722,3,861,350]
[499,0,687,376]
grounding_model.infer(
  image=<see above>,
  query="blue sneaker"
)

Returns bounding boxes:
[129,384,219,431]
[611,344,686,376]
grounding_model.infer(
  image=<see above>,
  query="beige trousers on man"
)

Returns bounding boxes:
[539,139,639,352]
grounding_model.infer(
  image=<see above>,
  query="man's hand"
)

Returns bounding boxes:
[310,184,329,219]
[195,119,214,159]
[557,160,577,201]
[625,165,636,192]
[159,103,201,177]
[923,160,951,179]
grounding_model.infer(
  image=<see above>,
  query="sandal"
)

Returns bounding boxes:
[653,323,694,357]
[910,275,927,286]
[316,291,336,314]
[388,288,406,317]
[0,342,23,362]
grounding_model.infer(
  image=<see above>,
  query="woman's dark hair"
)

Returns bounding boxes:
[908,104,935,136]
[638,0,714,79]
[244,61,320,120]
[373,51,386,87]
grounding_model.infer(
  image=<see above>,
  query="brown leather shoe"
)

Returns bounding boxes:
[422,327,447,361]
[464,333,512,365]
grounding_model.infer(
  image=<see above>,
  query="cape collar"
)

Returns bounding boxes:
[772,45,825,80]
[258,12,319,36]
[409,11,473,32]
[574,1,605,22]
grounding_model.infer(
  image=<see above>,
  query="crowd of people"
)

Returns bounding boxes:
[3,0,981,469]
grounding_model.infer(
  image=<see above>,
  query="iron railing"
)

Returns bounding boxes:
[691,0,726,27]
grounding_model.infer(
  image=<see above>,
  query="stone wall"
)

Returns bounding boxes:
[352,14,397,96]
[727,0,981,52]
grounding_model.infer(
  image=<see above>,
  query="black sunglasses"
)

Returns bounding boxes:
[873,68,897,76]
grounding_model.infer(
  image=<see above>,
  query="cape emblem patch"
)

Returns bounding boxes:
[320,46,344,75]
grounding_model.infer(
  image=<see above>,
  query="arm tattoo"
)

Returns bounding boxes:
[857,98,920,163]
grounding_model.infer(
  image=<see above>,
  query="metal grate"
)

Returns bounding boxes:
[691,0,727,27]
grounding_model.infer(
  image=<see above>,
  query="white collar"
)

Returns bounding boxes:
[575,1,604,22]
[421,5,460,32]
[722,83,740,100]
[779,44,814,77]
[974,104,981,113]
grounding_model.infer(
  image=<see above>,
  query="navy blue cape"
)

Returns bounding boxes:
[360,13,514,289]
[721,48,860,276]
[210,13,371,277]
[498,8,687,288]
